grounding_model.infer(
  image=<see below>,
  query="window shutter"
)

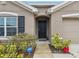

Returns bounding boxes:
[18,16,25,33]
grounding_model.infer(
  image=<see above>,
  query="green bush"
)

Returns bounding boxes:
[62,40,71,48]
[9,33,37,52]
[0,33,37,58]
[51,33,63,49]
[51,33,71,49]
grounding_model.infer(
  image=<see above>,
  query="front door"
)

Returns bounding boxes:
[38,20,47,38]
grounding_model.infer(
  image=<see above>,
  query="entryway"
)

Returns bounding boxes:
[36,16,49,41]
[33,41,53,58]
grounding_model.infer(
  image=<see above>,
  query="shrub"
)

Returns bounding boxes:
[0,33,37,58]
[51,33,63,49]
[51,33,71,50]
[9,33,37,52]
[62,40,71,48]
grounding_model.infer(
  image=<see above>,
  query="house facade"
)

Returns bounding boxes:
[0,1,79,43]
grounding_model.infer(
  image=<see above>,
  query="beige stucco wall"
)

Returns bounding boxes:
[37,7,48,15]
[51,1,79,37]
[0,1,35,35]
[35,7,51,17]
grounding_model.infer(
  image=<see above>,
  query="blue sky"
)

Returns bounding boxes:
[23,0,64,4]
[24,0,64,1]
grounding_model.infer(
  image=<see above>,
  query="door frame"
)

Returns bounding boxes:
[36,16,49,40]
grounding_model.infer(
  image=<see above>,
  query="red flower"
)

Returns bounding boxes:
[63,47,69,53]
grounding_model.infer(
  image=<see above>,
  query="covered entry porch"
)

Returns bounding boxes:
[35,16,50,41]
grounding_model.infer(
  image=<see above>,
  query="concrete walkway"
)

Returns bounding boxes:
[33,41,53,58]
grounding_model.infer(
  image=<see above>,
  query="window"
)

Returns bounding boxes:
[6,17,16,26]
[0,16,17,37]
[7,28,16,36]
[0,28,4,36]
[18,16,25,33]
[0,17,4,26]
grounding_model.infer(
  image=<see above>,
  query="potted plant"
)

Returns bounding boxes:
[62,40,71,53]
[51,33,71,53]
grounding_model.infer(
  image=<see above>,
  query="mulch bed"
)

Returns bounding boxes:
[22,46,36,58]
[30,46,36,58]
[49,44,70,54]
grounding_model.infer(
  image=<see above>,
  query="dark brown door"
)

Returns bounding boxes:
[38,20,47,38]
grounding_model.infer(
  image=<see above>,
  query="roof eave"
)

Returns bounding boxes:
[12,1,38,14]
[47,1,74,14]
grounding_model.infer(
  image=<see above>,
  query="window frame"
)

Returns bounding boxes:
[0,16,18,37]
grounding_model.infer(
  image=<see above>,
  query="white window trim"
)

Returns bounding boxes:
[4,17,6,37]
[0,12,18,16]
[0,12,18,38]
